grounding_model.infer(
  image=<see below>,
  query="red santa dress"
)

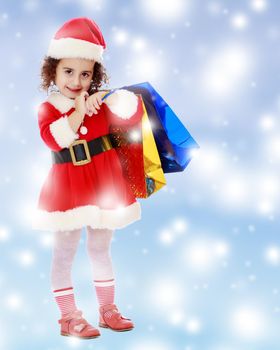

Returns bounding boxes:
[32,89,143,232]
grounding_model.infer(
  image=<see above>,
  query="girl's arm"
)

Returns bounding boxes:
[38,102,79,151]
[67,91,88,133]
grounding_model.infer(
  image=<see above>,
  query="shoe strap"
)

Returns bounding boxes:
[100,304,132,323]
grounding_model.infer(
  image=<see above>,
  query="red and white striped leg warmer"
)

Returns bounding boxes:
[86,227,115,307]
[53,287,77,316]
[94,279,115,306]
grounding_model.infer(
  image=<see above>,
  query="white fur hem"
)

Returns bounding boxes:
[105,89,138,119]
[31,202,141,232]
[47,38,104,63]
[49,116,79,149]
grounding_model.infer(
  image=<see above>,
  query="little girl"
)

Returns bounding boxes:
[32,17,144,339]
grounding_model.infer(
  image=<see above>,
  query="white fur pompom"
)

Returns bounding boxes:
[104,89,138,119]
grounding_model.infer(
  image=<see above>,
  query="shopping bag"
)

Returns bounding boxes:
[110,95,166,198]
[122,82,199,173]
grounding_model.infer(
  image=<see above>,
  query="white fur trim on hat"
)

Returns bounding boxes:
[47,38,104,62]
[47,92,75,114]
[31,202,141,232]
[105,89,138,119]
[49,116,79,149]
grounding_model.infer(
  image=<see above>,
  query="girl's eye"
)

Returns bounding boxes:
[65,70,72,75]
[82,72,90,78]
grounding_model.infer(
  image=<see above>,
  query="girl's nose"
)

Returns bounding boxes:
[72,75,81,87]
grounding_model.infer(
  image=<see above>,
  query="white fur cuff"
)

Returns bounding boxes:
[49,116,79,149]
[105,89,138,119]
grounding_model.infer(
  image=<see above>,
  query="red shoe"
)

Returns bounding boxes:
[99,304,134,332]
[59,310,100,339]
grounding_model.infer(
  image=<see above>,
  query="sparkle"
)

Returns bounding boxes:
[185,318,201,333]
[230,305,267,339]
[141,0,188,23]
[159,229,174,245]
[201,45,251,98]
[129,130,141,142]
[264,246,280,265]
[6,294,22,310]
[132,38,147,51]
[172,218,188,234]
[113,29,128,45]
[0,227,10,241]
[250,0,267,12]
[258,200,274,214]
[230,13,249,30]
[169,310,184,325]
[18,250,35,266]
[259,114,275,130]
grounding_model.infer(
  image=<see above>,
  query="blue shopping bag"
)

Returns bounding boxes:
[122,82,199,173]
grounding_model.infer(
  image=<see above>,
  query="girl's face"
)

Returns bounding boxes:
[55,58,95,99]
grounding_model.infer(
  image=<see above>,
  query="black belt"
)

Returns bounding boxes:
[52,135,116,166]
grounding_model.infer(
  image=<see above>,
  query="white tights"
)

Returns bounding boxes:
[51,226,114,290]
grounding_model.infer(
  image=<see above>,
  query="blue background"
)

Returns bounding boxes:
[1,0,280,349]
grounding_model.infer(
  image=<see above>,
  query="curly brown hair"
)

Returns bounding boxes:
[40,56,110,95]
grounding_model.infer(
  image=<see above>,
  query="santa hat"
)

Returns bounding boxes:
[47,17,106,63]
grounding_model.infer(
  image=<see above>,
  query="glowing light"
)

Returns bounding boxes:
[195,146,226,178]
[264,246,280,265]
[141,0,188,23]
[129,130,141,142]
[6,294,22,310]
[185,318,202,333]
[132,38,147,51]
[0,227,10,241]
[259,114,275,130]
[201,45,251,98]
[149,279,185,309]
[214,241,229,257]
[250,0,267,12]
[186,242,213,270]
[172,218,188,234]
[67,336,82,347]
[159,229,174,245]
[230,305,267,339]
[169,310,185,325]
[258,175,279,197]
[132,54,162,81]
[20,201,37,227]
[189,148,200,158]
[266,136,280,161]
[39,233,53,247]
[113,29,128,45]
[258,200,274,214]
[18,250,35,266]
[79,0,104,11]
[222,177,247,204]
[183,238,229,272]
[231,14,249,30]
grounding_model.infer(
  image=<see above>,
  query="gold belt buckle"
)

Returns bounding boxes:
[69,139,91,166]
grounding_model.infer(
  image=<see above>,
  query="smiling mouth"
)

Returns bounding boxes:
[67,87,82,92]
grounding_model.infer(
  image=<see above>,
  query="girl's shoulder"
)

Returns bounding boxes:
[38,93,75,117]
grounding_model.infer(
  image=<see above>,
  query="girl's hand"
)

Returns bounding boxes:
[85,91,105,116]
[75,91,89,118]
